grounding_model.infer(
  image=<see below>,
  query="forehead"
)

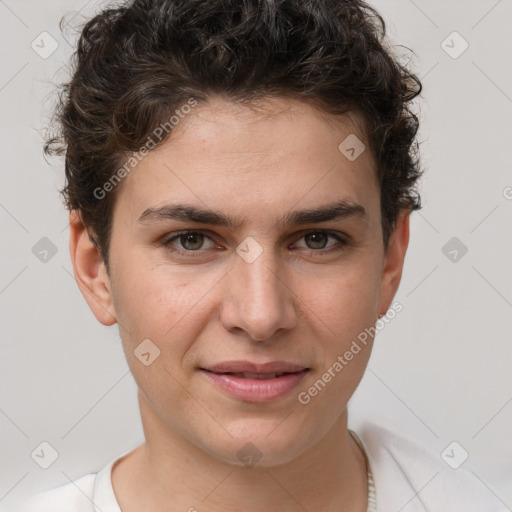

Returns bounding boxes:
[114,96,379,228]
[165,96,372,167]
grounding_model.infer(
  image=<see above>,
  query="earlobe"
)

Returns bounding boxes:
[377,208,411,318]
[68,210,117,326]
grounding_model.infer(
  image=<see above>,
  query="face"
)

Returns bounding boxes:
[71,96,409,467]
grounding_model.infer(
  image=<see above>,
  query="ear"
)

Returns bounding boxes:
[377,208,410,317]
[68,210,117,326]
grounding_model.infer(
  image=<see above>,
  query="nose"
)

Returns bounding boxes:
[219,244,298,342]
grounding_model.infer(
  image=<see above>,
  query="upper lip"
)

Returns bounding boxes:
[201,361,308,374]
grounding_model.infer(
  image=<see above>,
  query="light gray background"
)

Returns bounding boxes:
[1,0,511,509]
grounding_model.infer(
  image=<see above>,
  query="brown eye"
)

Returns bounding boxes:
[179,232,205,251]
[163,231,217,254]
[304,232,329,250]
[293,230,348,253]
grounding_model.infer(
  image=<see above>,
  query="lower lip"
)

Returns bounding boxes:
[200,369,309,403]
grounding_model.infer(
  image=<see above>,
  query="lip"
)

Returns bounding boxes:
[203,360,308,374]
[200,361,310,403]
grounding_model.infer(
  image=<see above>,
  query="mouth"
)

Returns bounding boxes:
[199,361,310,402]
[205,371,300,379]
[201,360,309,374]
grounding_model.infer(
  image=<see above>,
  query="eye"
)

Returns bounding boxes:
[292,230,348,254]
[161,229,349,258]
[162,230,218,254]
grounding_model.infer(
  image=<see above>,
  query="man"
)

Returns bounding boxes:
[17,0,505,510]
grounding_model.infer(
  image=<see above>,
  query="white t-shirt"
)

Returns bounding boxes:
[12,422,508,511]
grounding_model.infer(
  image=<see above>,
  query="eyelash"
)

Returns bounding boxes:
[160,229,350,258]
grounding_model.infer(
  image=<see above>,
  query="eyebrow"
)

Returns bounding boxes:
[137,199,368,229]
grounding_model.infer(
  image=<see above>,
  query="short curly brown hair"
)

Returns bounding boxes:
[45,0,423,274]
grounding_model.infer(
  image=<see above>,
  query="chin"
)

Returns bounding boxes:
[199,421,311,469]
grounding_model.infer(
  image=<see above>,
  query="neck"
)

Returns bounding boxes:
[112,392,368,512]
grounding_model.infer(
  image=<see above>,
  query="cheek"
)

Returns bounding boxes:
[111,255,212,351]
[295,260,381,342]
[293,268,379,410]
[111,261,213,403]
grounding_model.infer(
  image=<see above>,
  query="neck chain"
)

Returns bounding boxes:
[348,430,377,512]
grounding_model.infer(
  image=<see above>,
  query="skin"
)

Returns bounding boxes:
[69,96,410,512]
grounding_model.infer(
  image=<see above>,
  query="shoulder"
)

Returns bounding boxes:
[10,447,136,512]
[354,421,508,511]
[11,474,96,512]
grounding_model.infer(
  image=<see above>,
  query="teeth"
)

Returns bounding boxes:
[232,372,284,379]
